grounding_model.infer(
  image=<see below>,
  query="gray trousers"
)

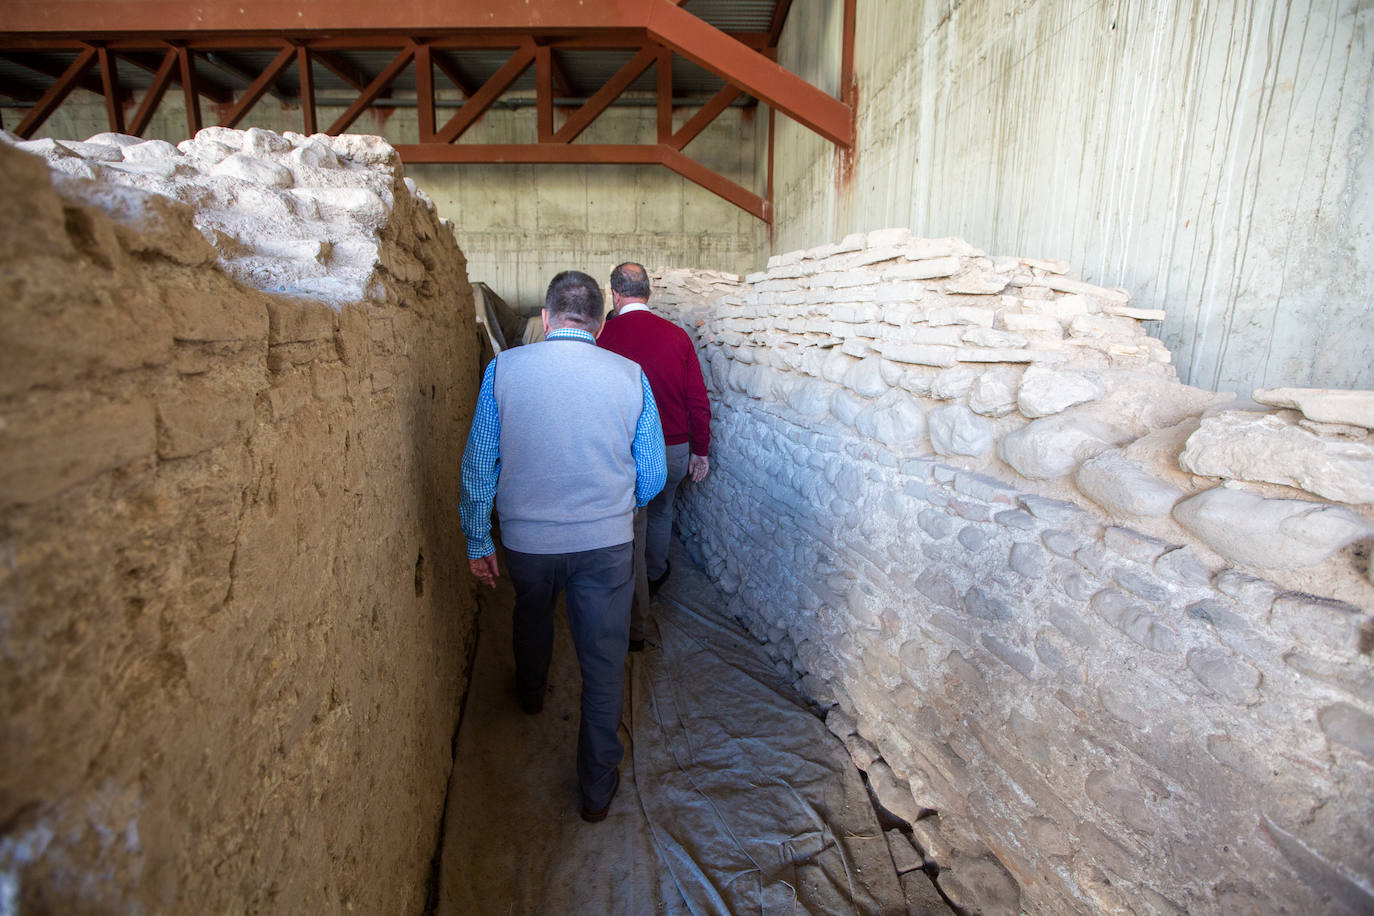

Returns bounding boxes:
[630,442,691,641]
[504,542,633,811]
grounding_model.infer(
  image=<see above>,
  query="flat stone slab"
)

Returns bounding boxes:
[1180,410,1374,504]
[1253,387,1374,429]
[1172,486,1374,568]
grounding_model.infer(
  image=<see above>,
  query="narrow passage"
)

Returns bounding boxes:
[433,543,943,914]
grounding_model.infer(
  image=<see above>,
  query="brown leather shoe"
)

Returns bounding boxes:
[580,770,620,823]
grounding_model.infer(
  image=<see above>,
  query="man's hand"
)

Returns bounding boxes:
[469,554,499,589]
[688,454,709,483]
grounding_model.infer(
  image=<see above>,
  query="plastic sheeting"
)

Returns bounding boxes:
[435,548,908,915]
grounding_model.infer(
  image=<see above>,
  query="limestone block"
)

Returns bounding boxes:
[998,414,1123,479]
[821,348,859,383]
[962,327,1028,349]
[929,405,995,457]
[945,270,1009,295]
[1017,366,1104,418]
[968,367,1022,417]
[1179,410,1374,504]
[886,255,961,280]
[876,342,959,367]
[1253,387,1374,429]
[784,378,833,420]
[1075,450,1184,518]
[1103,304,1167,321]
[1172,487,1374,568]
[121,139,178,162]
[855,390,927,447]
[1068,313,1139,339]
[841,355,890,398]
[924,306,996,328]
[931,364,983,399]
[904,326,965,347]
[830,389,867,426]
[1000,312,1063,334]
[1038,275,1131,303]
[211,153,294,188]
[957,347,1058,363]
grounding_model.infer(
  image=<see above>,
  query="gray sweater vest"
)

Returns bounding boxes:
[493,336,644,554]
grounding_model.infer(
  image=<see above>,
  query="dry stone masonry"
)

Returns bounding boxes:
[651,230,1374,915]
[0,129,479,912]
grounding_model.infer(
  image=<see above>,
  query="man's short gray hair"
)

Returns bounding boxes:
[545,270,604,330]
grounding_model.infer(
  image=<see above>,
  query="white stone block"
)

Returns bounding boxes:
[956,348,1054,363]
[945,270,1010,295]
[929,405,995,457]
[1252,388,1374,430]
[1068,313,1140,339]
[1104,304,1166,321]
[1022,257,1070,274]
[856,390,928,447]
[998,414,1124,479]
[1075,450,1184,518]
[968,367,1023,417]
[821,348,859,383]
[1179,411,1374,504]
[931,365,983,399]
[220,147,300,183]
[1017,366,1105,417]
[1173,486,1374,568]
[886,256,962,281]
[878,343,959,367]
[963,327,1028,348]
[848,245,907,267]
[1001,312,1063,334]
[925,306,996,328]
[830,389,867,425]
[1039,274,1132,303]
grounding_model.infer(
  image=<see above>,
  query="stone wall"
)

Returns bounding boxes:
[651,230,1374,914]
[0,129,479,912]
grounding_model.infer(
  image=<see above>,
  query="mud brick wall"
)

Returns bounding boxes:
[652,232,1374,915]
[0,131,479,912]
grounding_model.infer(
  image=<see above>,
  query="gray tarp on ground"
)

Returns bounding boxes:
[435,547,906,915]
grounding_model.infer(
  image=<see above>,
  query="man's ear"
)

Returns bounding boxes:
[541,309,550,335]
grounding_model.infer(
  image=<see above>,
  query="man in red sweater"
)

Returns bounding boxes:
[598,262,711,649]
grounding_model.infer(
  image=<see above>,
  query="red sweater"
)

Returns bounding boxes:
[598,308,711,456]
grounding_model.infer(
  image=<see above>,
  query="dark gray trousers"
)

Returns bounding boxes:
[505,542,633,810]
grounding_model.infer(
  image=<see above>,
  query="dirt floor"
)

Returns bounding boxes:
[432,541,942,915]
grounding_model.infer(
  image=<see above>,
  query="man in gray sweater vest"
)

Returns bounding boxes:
[459,270,667,823]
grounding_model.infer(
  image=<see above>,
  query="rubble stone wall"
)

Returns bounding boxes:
[652,231,1374,915]
[0,130,479,912]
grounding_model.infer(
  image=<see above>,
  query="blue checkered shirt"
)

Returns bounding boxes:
[459,328,667,559]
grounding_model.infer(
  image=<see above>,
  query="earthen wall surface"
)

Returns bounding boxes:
[652,232,1374,915]
[0,131,479,912]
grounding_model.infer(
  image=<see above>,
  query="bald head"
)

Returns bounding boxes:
[610,262,651,302]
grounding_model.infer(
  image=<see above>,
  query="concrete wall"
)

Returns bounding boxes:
[0,132,479,912]
[651,232,1374,915]
[26,90,761,308]
[769,0,1374,394]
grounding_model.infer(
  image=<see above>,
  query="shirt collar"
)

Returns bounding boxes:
[617,301,651,315]
[546,327,596,343]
